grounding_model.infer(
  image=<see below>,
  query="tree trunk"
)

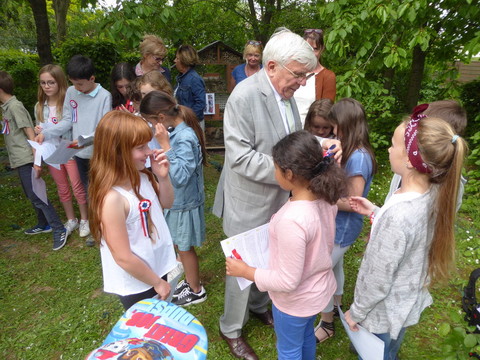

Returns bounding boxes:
[405,44,426,112]
[27,0,53,65]
[52,0,71,43]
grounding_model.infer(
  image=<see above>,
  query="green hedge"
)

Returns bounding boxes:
[0,50,40,116]
[54,38,121,88]
[0,40,144,117]
[460,79,480,138]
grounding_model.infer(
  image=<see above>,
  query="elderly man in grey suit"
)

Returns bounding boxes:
[213,28,340,359]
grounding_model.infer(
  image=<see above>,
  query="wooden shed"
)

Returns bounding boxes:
[455,60,480,83]
[197,41,243,148]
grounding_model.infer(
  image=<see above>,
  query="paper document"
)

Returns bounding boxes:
[31,168,48,205]
[44,139,82,165]
[220,223,270,290]
[338,306,385,360]
[28,140,62,169]
[78,133,94,147]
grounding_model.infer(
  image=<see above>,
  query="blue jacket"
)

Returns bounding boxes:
[174,68,206,122]
[166,122,205,211]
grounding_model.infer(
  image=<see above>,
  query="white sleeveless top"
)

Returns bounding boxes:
[100,173,176,296]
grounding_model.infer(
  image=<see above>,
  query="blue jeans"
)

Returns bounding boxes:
[359,328,406,360]
[272,304,317,360]
[17,164,63,231]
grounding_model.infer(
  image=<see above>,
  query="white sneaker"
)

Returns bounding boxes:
[64,218,79,236]
[79,220,90,237]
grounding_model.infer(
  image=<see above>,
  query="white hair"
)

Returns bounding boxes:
[262,28,317,71]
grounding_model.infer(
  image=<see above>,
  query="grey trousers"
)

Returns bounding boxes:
[219,274,270,338]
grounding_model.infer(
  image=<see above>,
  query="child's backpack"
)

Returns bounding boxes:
[462,268,480,333]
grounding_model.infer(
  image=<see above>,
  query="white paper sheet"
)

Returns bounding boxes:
[31,168,48,205]
[77,133,94,147]
[338,306,385,360]
[28,140,62,169]
[44,139,82,165]
[220,223,270,290]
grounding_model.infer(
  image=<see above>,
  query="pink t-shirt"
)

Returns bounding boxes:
[255,199,337,317]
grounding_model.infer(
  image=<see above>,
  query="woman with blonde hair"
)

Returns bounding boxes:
[135,34,171,83]
[89,111,176,310]
[229,40,263,91]
[34,64,88,239]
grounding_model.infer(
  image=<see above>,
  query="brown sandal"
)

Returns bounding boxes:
[314,320,335,343]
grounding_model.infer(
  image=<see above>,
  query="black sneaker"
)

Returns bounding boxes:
[52,228,68,251]
[172,285,207,307]
[85,235,95,247]
[24,225,52,235]
[172,280,190,299]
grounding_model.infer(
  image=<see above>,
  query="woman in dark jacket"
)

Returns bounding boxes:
[174,45,206,130]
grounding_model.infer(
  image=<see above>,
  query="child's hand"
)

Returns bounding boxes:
[344,310,359,332]
[322,139,342,163]
[34,125,43,135]
[118,104,131,113]
[154,279,171,300]
[349,196,374,216]
[34,164,42,178]
[35,133,45,144]
[154,123,171,152]
[226,257,249,278]
[151,149,170,179]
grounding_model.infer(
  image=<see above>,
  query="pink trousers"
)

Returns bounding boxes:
[48,159,87,204]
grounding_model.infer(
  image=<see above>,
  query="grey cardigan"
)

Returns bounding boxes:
[349,188,437,339]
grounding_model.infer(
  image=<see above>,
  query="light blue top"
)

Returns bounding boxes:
[42,84,112,159]
[335,148,374,247]
[165,122,205,211]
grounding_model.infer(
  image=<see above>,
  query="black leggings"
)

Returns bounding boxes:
[118,275,168,310]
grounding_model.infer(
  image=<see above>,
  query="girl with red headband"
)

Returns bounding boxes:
[344,113,467,359]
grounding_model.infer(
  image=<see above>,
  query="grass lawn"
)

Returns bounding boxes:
[1,150,479,359]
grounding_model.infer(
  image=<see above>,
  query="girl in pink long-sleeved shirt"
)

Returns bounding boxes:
[226,130,348,360]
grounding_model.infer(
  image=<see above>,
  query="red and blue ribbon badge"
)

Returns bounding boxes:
[138,199,152,237]
[70,100,78,123]
[1,118,10,135]
[52,117,58,124]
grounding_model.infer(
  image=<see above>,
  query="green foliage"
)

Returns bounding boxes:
[54,38,120,88]
[438,311,480,360]
[461,80,480,138]
[0,50,40,116]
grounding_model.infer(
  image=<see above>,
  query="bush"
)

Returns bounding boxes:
[461,80,480,138]
[54,38,120,89]
[0,50,40,117]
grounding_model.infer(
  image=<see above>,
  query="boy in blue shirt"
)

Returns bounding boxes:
[36,55,112,246]
[0,71,67,250]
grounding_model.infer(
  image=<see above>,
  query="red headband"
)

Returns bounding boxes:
[404,104,431,174]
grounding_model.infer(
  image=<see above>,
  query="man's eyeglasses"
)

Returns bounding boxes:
[280,64,315,81]
[39,81,57,87]
[304,29,323,35]
[246,40,262,46]
[153,56,165,63]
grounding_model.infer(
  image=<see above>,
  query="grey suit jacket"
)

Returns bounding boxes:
[213,69,302,237]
